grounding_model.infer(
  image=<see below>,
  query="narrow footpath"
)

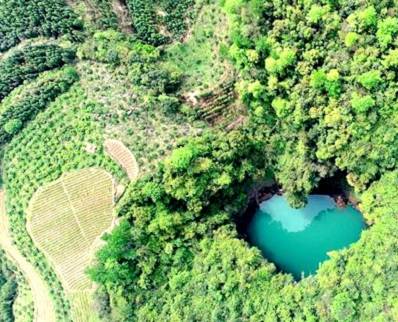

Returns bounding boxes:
[0,190,56,322]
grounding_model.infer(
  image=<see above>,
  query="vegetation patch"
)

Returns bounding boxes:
[27,168,114,322]
[0,0,83,52]
[69,290,101,322]
[164,0,232,92]
[226,0,398,206]
[0,248,20,322]
[77,30,205,174]
[126,0,195,45]
[0,191,51,322]
[0,67,79,146]
[0,45,76,102]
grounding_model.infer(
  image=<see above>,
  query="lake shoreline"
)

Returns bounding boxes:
[236,176,360,237]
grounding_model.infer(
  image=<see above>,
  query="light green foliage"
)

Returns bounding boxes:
[357,70,381,89]
[3,119,22,135]
[271,97,289,118]
[383,49,398,68]
[310,69,341,97]
[345,32,359,47]
[78,30,159,65]
[265,48,296,75]
[90,130,271,320]
[223,0,245,15]
[226,0,398,195]
[351,93,375,113]
[76,27,210,175]
[376,17,398,48]
[307,5,329,24]
[357,6,377,28]
[164,1,232,92]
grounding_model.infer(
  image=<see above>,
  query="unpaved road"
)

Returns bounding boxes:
[0,190,56,322]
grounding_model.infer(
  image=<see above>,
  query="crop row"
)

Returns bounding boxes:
[0,0,82,52]
[0,67,79,146]
[0,44,76,102]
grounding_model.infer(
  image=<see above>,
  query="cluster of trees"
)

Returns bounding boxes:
[0,250,18,322]
[0,0,82,52]
[78,30,159,66]
[90,0,119,30]
[0,249,29,322]
[89,128,271,320]
[0,67,79,146]
[126,0,194,45]
[0,45,76,102]
[79,30,184,115]
[224,0,398,206]
[91,125,398,321]
[0,0,396,321]
[85,0,398,321]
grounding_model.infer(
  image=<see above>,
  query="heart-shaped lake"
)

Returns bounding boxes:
[247,195,365,280]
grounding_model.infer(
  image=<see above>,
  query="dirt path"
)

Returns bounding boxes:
[112,0,133,33]
[0,190,56,322]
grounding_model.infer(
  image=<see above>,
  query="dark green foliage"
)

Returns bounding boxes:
[0,67,79,145]
[227,0,398,201]
[89,129,270,319]
[0,45,76,102]
[0,0,82,52]
[90,0,119,30]
[126,0,194,45]
[0,250,18,322]
[127,0,166,46]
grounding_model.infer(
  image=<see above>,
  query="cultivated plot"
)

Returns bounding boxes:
[105,138,139,181]
[27,168,115,292]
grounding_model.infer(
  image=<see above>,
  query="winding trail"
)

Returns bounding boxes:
[0,190,56,322]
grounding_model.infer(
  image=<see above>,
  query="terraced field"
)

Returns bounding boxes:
[105,139,139,181]
[27,168,114,291]
[27,168,115,321]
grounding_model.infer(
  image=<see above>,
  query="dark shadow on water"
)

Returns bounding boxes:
[235,171,363,281]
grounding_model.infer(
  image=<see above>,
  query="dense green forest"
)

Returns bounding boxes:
[0,251,17,322]
[90,0,398,321]
[0,0,397,321]
[0,249,27,322]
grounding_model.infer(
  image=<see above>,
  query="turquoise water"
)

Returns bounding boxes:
[247,195,365,280]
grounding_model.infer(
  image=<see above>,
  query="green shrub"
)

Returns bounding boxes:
[357,70,382,89]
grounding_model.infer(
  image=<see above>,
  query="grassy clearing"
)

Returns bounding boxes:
[27,168,114,292]
[69,290,101,322]
[78,61,204,175]
[13,279,34,322]
[105,139,139,181]
[164,0,233,93]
